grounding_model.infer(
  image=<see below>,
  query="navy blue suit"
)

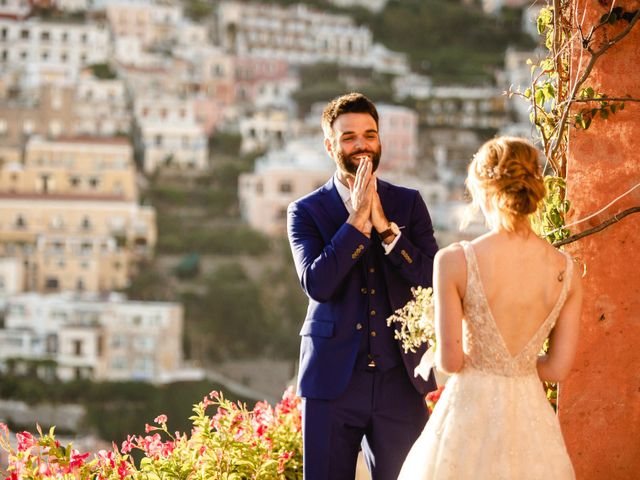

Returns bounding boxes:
[287,176,438,479]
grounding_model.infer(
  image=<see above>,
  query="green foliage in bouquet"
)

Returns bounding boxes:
[387,286,436,354]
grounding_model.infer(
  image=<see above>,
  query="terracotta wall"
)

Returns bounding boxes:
[561,1,640,478]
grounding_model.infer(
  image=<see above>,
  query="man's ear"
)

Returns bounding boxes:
[324,137,333,158]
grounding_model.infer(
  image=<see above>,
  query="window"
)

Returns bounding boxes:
[20,29,29,39]
[45,277,59,290]
[80,216,92,231]
[49,215,64,230]
[279,181,292,193]
[154,135,162,146]
[41,31,50,41]
[15,215,26,229]
[88,177,100,189]
[69,176,81,187]
[23,120,34,135]
[73,339,83,356]
[48,120,62,136]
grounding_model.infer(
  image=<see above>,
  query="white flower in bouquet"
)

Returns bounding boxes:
[386,286,436,354]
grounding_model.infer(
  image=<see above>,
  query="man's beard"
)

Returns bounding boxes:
[334,145,382,176]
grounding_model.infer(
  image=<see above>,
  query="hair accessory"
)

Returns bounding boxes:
[482,165,510,180]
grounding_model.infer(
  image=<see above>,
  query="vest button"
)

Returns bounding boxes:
[370,288,376,295]
[370,310,376,316]
[370,330,377,337]
[361,287,368,294]
[369,267,375,273]
[356,323,363,330]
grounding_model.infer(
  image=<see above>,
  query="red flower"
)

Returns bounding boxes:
[16,431,36,452]
[69,449,90,469]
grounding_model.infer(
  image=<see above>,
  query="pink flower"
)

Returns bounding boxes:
[121,435,136,454]
[69,449,90,469]
[16,431,36,452]
[117,460,131,479]
[145,423,157,433]
[154,414,168,425]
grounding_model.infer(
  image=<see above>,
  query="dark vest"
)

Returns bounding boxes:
[355,235,403,372]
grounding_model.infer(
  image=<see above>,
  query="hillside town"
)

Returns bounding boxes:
[0,0,541,423]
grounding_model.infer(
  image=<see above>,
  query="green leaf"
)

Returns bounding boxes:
[600,109,609,119]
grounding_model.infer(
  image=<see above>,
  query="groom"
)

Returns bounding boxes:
[287,92,438,479]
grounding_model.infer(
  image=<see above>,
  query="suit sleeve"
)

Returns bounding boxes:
[383,191,438,288]
[287,200,371,303]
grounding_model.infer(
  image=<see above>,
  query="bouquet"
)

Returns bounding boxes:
[386,286,436,354]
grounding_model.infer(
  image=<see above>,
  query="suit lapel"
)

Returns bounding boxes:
[377,179,396,222]
[318,176,349,233]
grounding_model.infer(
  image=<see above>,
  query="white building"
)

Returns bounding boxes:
[393,73,433,101]
[0,292,184,383]
[134,94,208,172]
[106,0,183,48]
[0,17,110,82]
[0,0,30,19]
[238,108,296,154]
[415,86,509,130]
[0,257,24,308]
[239,136,333,236]
[218,1,405,73]
[55,0,91,12]
[329,0,388,13]
[74,72,131,136]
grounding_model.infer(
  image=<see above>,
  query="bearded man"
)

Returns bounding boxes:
[286,92,439,480]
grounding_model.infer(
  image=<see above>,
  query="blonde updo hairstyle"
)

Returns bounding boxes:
[466,137,545,232]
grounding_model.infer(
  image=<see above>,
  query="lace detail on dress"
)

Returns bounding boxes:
[459,241,573,377]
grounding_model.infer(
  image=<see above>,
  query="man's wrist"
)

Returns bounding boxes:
[379,221,400,244]
[347,213,372,237]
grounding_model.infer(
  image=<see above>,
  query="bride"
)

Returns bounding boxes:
[399,137,582,479]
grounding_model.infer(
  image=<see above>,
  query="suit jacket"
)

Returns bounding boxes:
[287,176,439,400]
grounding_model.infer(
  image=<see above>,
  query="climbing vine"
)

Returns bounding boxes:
[511,1,640,245]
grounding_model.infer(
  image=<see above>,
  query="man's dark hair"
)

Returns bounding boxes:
[321,92,379,140]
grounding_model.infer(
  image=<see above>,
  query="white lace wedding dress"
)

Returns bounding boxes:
[398,241,575,479]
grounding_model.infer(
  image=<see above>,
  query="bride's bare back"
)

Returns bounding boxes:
[470,232,569,357]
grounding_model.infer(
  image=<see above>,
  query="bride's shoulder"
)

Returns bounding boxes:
[435,242,466,268]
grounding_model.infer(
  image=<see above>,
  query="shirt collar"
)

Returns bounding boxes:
[333,172,351,205]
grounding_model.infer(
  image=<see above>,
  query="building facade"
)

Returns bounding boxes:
[0,136,156,293]
[0,292,183,382]
[238,136,332,236]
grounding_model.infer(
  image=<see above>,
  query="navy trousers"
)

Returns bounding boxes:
[302,365,429,480]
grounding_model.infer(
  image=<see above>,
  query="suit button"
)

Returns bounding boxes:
[369,267,375,273]
[361,288,368,294]
[370,288,376,295]
[370,310,376,316]
[356,323,363,330]
[370,330,377,337]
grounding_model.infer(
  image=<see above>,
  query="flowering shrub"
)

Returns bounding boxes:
[387,286,435,353]
[425,385,446,415]
[0,387,302,479]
